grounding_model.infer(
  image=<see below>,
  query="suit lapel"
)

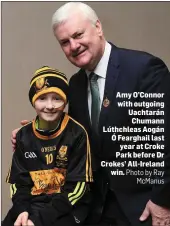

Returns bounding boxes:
[99,44,120,131]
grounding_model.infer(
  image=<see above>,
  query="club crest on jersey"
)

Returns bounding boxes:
[58,145,68,159]
[35,77,50,92]
[56,145,68,168]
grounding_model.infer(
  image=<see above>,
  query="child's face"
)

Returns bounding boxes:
[34,92,65,122]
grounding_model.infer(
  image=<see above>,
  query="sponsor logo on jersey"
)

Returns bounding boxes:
[30,168,66,195]
[41,145,56,153]
[25,152,37,158]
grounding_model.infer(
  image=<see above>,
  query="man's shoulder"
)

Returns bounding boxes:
[69,68,84,83]
[112,43,155,61]
[109,43,165,71]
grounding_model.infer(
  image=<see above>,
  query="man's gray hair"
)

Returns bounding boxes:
[52,2,99,30]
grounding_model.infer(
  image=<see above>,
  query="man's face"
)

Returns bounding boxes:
[54,13,104,70]
[34,92,65,122]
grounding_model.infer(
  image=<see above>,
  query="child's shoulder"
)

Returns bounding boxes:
[67,114,87,134]
[16,121,33,138]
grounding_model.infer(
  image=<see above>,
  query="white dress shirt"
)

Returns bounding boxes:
[86,41,111,119]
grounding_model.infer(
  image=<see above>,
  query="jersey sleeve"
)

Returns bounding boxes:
[6,132,33,219]
[50,124,93,223]
[66,124,93,182]
[41,181,91,225]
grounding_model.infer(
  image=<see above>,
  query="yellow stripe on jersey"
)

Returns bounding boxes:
[13,184,17,195]
[71,183,86,205]
[6,164,12,183]
[68,182,86,205]
[10,184,13,198]
[68,182,81,198]
[10,184,17,198]
[68,116,93,182]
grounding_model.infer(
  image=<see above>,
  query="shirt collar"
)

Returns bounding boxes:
[86,41,111,78]
[35,114,63,134]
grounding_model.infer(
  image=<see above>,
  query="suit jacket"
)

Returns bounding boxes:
[69,43,170,226]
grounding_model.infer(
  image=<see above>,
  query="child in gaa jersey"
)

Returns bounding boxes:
[3,66,93,226]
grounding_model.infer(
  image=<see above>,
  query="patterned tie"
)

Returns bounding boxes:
[89,72,101,133]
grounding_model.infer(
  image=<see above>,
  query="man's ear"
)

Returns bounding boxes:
[95,20,103,37]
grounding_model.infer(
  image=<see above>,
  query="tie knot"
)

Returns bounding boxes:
[89,72,98,81]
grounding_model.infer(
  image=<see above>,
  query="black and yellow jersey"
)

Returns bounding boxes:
[5,112,93,224]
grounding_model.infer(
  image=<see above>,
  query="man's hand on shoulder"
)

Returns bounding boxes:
[11,120,29,152]
[27,219,35,226]
[14,211,29,226]
[140,200,170,226]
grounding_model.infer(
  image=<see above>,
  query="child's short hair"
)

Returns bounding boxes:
[29,66,69,106]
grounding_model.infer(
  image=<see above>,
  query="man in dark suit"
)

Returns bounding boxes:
[11,2,170,226]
